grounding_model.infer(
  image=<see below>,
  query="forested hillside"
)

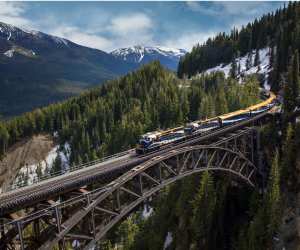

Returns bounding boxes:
[96,3,300,250]
[178,1,300,92]
[0,61,260,170]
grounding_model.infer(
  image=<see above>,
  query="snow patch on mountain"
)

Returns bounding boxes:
[111,45,186,70]
[4,49,14,58]
[3,46,36,58]
[7,32,11,41]
[51,36,69,46]
[111,45,186,63]
[0,22,69,47]
[201,47,271,89]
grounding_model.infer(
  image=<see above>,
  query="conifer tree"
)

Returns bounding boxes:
[292,50,300,106]
[191,171,216,249]
[282,123,298,191]
[215,86,229,115]
[246,51,253,70]
[266,150,281,239]
[254,49,260,67]
[230,55,238,78]
[51,154,62,175]
[283,52,299,119]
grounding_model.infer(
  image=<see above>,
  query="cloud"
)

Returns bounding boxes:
[163,31,217,51]
[110,13,152,35]
[185,2,218,16]
[48,13,155,52]
[0,2,32,27]
[106,13,154,50]
[0,2,284,53]
[50,25,112,51]
[0,4,155,52]
[186,1,280,18]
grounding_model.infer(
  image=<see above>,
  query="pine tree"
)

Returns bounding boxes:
[191,171,216,249]
[292,50,300,107]
[35,162,43,180]
[230,55,238,78]
[51,154,62,175]
[254,49,260,67]
[283,52,299,119]
[0,123,9,157]
[282,123,298,191]
[266,150,281,239]
[215,86,229,115]
[117,215,140,250]
[246,51,253,70]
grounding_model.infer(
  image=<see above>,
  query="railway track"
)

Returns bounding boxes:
[0,108,275,216]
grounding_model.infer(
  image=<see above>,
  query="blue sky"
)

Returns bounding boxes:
[0,1,285,52]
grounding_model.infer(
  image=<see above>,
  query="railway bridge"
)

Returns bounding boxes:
[0,109,276,250]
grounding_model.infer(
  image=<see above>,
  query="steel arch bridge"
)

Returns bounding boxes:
[0,126,262,250]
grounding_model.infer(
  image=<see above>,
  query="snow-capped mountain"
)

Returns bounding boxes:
[111,45,187,71]
[0,22,69,49]
[0,21,137,117]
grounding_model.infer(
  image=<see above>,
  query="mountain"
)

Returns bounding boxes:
[110,45,186,71]
[0,22,138,118]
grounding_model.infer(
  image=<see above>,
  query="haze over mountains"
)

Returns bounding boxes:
[0,22,186,118]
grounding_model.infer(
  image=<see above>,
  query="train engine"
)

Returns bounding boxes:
[135,128,185,154]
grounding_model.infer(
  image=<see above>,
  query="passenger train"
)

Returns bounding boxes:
[135,91,277,154]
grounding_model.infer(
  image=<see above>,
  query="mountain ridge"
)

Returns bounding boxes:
[111,45,187,71]
[0,21,138,118]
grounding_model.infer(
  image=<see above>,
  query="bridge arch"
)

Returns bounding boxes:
[39,145,257,250]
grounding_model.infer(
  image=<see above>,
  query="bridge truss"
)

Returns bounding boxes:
[0,127,262,250]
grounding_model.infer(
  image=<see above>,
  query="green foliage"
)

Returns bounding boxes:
[117,215,140,250]
[266,150,281,237]
[191,171,216,249]
[51,154,62,175]
[178,2,300,94]
[283,50,300,119]
[281,122,300,192]
[0,62,260,166]
[234,150,282,250]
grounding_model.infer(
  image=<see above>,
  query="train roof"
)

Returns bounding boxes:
[140,91,276,138]
[219,91,276,120]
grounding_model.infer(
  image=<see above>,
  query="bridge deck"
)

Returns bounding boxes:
[0,109,274,216]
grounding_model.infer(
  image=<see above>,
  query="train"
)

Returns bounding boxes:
[135,91,277,154]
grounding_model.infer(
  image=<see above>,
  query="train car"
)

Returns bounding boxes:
[136,91,277,154]
[218,91,276,125]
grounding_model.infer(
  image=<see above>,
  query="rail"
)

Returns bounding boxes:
[6,149,133,192]
[3,91,277,193]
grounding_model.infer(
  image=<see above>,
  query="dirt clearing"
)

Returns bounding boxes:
[0,134,55,192]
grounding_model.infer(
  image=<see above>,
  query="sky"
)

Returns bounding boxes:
[0,1,285,52]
